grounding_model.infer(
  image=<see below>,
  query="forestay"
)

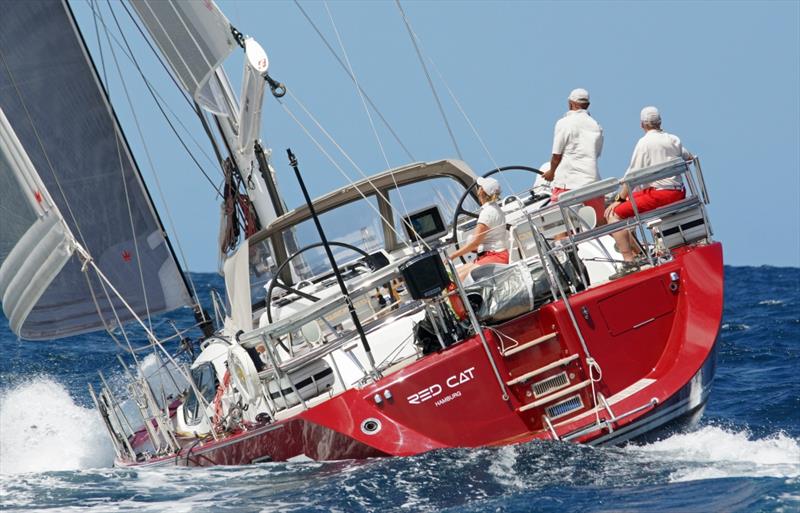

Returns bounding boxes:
[0,0,192,340]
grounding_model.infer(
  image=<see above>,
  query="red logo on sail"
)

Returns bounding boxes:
[122,250,132,262]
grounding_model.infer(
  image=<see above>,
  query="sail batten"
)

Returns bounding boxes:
[0,0,193,340]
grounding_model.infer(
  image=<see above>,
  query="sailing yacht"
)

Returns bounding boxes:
[0,0,722,467]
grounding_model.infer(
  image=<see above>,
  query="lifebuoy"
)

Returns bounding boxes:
[227,344,262,405]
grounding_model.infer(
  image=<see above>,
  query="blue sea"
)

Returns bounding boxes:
[1,266,798,512]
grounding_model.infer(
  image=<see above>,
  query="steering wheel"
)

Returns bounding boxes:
[265,241,375,324]
[450,165,544,261]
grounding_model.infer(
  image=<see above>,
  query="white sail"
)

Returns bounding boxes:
[0,0,193,340]
[0,108,74,335]
[131,0,282,229]
[129,0,238,116]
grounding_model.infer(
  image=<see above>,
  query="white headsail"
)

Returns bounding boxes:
[0,0,193,340]
[130,0,282,229]
[129,0,238,117]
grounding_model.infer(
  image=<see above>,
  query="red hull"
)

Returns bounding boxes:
[122,242,723,467]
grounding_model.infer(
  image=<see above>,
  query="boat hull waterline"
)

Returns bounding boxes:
[118,242,722,467]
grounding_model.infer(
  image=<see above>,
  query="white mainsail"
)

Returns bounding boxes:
[0,108,73,336]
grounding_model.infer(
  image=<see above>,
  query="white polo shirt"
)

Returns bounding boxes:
[625,129,692,189]
[551,109,604,190]
[476,202,507,253]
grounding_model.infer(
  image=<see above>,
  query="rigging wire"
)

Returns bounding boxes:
[104,0,206,310]
[91,1,222,182]
[1,42,144,359]
[0,54,91,250]
[277,90,429,251]
[394,0,463,161]
[98,1,154,330]
[322,1,413,225]
[427,58,503,180]
[119,1,194,109]
[85,268,144,364]
[323,1,392,172]
[391,3,517,197]
[292,0,416,162]
[91,0,109,94]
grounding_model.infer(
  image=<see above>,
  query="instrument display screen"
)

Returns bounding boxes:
[403,206,446,242]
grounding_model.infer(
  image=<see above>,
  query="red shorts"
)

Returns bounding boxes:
[613,188,686,219]
[552,187,605,224]
[476,250,509,265]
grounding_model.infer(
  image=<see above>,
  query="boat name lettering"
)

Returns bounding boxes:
[446,367,475,388]
[406,367,476,405]
[434,390,461,407]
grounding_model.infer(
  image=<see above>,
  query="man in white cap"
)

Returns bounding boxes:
[449,176,509,281]
[605,106,692,264]
[542,88,605,224]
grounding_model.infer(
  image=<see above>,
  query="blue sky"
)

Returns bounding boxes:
[72,0,800,272]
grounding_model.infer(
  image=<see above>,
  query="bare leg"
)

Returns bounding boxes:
[607,212,638,262]
[457,262,478,282]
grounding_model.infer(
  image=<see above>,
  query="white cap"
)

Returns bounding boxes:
[640,106,661,124]
[476,176,501,196]
[568,88,590,103]
[539,161,551,173]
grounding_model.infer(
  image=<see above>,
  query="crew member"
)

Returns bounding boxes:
[449,176,508,281]
[606,106,692,264]
[542,88,605,225]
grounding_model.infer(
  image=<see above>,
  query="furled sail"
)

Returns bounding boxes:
[129,0,238,117]
[0,0,192,340]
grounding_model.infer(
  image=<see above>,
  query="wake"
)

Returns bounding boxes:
[628,425,800,482]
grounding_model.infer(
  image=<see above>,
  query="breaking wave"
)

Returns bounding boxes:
[0,377,115,474]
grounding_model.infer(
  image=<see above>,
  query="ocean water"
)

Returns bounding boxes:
[0,266,798,512]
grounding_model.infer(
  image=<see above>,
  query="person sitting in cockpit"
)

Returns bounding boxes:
[448,176,509,281]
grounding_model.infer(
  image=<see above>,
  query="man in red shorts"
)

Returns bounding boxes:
[542,88,606,228]
[605,106,692,263]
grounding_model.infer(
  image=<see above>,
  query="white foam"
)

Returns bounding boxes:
[629,426,800,482]
[758,299,784,305]
[721,323,750,331]
[137,352,188,404]
[0,377,115,474]
[488,445,525,489]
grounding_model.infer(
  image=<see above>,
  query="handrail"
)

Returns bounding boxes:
[257,300,425,378]
[556,177,619,206]
[445,256,510,402]
[566,196,702,248]
[621,157,688,189]
[239,263,405,346]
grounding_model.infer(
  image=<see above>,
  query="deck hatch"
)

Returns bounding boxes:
[532,371,570,398]
[546,395,584,419]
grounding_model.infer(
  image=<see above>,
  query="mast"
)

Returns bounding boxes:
[128,0,286,232]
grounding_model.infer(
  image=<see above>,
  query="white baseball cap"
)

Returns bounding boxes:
[476,176,501,196]
[568,88,590,103]
[640,106,661,124]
